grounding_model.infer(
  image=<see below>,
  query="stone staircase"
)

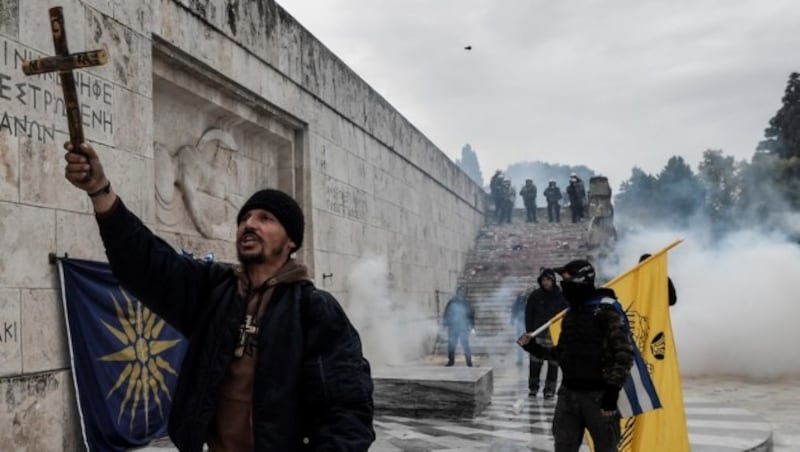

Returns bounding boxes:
[442,207,591,360]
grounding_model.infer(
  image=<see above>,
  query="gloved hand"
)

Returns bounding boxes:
[517,337,544,356]
[601,384,620,412]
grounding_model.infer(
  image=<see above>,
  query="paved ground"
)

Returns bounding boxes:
[371,364,785,451]
[136,362,799,451]
[682,376,800,452]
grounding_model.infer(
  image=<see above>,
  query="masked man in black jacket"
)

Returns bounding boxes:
[517,260,633,452]
[64,142,374,451]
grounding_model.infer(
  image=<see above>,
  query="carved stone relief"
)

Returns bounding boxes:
[155,128,244,240]
[151,52,304,250]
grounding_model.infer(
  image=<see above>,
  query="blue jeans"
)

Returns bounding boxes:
[447,328,472,365]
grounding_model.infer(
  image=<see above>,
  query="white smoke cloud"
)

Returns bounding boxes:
[346,256,439,367]
[605,221,800,381]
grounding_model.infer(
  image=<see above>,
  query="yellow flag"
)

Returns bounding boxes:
[547,239,689,451]
[606,239,689,452]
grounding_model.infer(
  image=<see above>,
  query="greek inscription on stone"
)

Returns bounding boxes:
[0,320,18,343]
[326,185,367,220]
[0,36,114,143]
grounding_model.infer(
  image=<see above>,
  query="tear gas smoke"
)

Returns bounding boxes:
[346,256,439,367]
[603,221,800,381]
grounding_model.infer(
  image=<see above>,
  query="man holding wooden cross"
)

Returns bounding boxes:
[32,6,375,452]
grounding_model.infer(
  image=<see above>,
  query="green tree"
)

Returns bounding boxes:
[698,149,740,225]
[654,156,705,225]
[456,144,484,187]
[757,72,800,159]
[737,153,800,225]
[615,166,657,220]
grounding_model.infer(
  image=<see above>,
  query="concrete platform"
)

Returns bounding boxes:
[372,365,493,419]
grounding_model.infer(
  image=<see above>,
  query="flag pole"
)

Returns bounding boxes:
[603,238,684,288]
[525,310,566,337]
[525,238,683,338]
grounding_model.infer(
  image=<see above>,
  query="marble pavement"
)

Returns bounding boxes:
[136,362,800,451]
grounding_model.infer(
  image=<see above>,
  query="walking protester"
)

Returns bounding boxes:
[566,173,586,223]
[62,142,375,451]
[510,290,529,366]
[639,253,678,306]
[519,179,538,223]
[517,260,633,452]
[525,268,567,399]
[443,286,475,367]
[544,180,563,223]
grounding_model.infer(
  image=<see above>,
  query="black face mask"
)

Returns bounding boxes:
[560,281,595,304]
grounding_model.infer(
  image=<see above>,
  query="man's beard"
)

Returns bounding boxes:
[236,237,289,265]
[237,249,267,265]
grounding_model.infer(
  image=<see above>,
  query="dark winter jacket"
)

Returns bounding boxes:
[567,179,586,207]
[519,183,537,207]
[523,287,633,391]
[96,199,375,451]
[544,185,562,204]
[490,173,504,198]
[524,285,567,339]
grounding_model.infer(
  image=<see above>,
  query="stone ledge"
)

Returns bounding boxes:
[372,365,493,419]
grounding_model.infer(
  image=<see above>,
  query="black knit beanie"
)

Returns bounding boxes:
[237,189,304,251]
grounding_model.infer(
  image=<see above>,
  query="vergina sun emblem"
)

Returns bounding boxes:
[98,288,182,434]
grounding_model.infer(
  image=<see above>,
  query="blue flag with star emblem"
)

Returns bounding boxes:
[58,258,187,451]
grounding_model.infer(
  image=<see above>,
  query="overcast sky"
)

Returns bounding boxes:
[279,1,800,188]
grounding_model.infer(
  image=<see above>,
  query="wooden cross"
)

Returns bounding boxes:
[234,314,259,358]
[21,7,108,151]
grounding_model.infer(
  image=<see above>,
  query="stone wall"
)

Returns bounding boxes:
[0,0,484,447]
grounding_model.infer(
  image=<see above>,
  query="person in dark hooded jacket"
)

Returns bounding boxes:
[525,268,567,398]
[443,286,475,367]
[517,260,633,452]
[63,142,374,451]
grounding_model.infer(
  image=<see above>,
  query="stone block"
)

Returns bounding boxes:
[19,0,86,55]
[113,0,154,36]
[85,7,153,97]
[0,130,19,203]
[319,143,350,183]
[0,0,19,38]
[19,131,89,213]
[373,365,493,419]
[21,288,67,373]
[97,146,153,223]
[113,88,153,158]
[0,289,22,376]
[0,371,70,450]
[0,202,56,288]
[56,210,107,262]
